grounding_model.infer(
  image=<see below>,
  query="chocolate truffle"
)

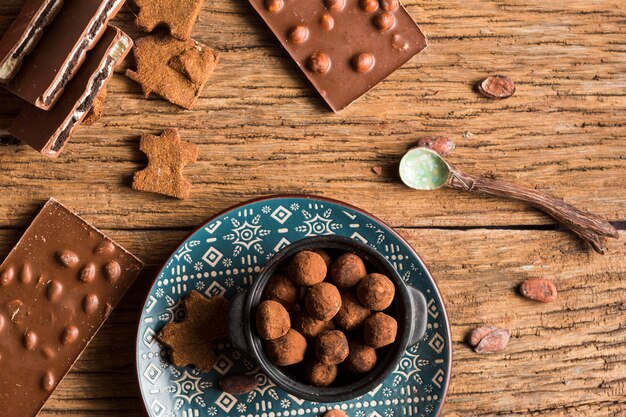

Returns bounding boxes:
[316,330,349,365]
[293,310,335,338]
[305,282,342,321]
[306,361,338,387]
[330,253,367,290]
[315,249,333,270]
[357,273,395,311]
[334,293,370,331]
[345,342,377,373]
[266,329,307,366]
[263,273,301,309]
[288,251,327,286]
[324,410,348,417]
[256,300,291,340]
[364,312,397,348]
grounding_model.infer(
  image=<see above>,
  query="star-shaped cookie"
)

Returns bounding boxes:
[134,0,205,40]
[132,128,199,199]
[158,291,230,372]
[126,34,219,109]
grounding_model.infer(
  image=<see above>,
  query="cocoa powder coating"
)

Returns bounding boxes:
[345,341,377,373]
[263,273,301,308]
[288,251,327,286]
[357,273,395,311]
[256,300,291,340]
[305,282,342,321]
[316,330,349,365]
[305,361,338,387]
[266,328,307,366]
[364,312,397,348]
[292,310,335,338]
[330,253,367,290]
[335,293,370,331]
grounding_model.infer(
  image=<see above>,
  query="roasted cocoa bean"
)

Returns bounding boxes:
[519,278,557,303]
[415,136,455,157]
[469,326,510,354]
[478,75,516,99]
[220,374,259,396]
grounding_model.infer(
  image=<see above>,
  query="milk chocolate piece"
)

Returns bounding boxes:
[5,0,125,110]
[0,199,143,417]
[248,0,427,112]
[9,26,132,157]
[0,0,64,83]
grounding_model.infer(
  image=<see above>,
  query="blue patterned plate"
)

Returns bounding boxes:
[136,196,451,417]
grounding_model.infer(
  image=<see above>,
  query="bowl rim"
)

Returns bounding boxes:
[135,194,452,417]
[244,235,414,402]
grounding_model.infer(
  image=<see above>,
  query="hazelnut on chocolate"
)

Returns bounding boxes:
[345,341,377,373]
[265,0,283,12]
[380,0,399,11]
[334,293,370,331]
[359,0,379,13]
[266,329,307,366]
[352,53,375,73]
[373,11,395,32]
[364,312,397,348]
[330,253,367,290]
[305,361,338,387]
[324,0,345,12]
[307,52,331,74]
[305,282,341,321]
[319,14,335,31]
[293,310,335,338]
[357,273,395,311]
[316,330,349,365]
[288,251,327,286]
[287,25,309,44]
[263,274,301,309]
[256,300,290,340]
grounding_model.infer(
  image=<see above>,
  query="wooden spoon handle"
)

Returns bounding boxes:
[445,168,619,254]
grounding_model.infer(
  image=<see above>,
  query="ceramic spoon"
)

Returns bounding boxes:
[399,147,619,254]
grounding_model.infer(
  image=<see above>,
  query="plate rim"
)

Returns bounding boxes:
[135,194,452,417]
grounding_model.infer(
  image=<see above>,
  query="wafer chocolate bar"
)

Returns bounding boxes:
[0,198,143,417]
[0,0,64,83]
[249,0,427,112]
[6,0,125,110]
[9,26,132,157]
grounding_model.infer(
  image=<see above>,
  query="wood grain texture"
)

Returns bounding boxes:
[0,0,624,416]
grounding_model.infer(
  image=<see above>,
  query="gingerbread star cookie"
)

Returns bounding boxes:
[132,128,199,199]
[134,0,205,40]
[158,291,230,372]
[126,34,219,109]
[83,88,108,126]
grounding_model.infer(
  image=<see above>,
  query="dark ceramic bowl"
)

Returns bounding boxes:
[229,235,428,403]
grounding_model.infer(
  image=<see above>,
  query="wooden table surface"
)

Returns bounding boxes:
[1,0,625,416]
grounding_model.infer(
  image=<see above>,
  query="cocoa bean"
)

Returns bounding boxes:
[415,136,455,157]
[220,374,258,395]
[468,326,510,354]
[477,75,516,99]
[519,278,557,303]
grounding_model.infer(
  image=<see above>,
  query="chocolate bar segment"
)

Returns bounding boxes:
[0,0,64,83]
[5,0,125,110]
[248,0,428,112]
[0,198,143,417]
[9,26,132,157]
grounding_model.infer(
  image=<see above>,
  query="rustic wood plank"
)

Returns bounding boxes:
[0,0,624,229]
[0,228,621,416]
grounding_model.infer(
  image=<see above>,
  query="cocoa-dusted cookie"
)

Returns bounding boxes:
[126,34,219,109]
[158,291,230,372]
[133,128,199,199]
[83,88,107,126]
[134,0,205,40]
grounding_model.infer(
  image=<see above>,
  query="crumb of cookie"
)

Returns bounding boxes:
[134,0,205,40]
[334,293,370,331]
[266,328,307,366]
[158,291,230,372]
[292,310,335,338]
[345,341,377,373]
[256,300,291,340]
[126,34,219,110]
[263,274,301,309]
[83,88,107,126]
[132,128,199,199]
[305,361,337,387]
[288,251,327,286]
[357,273,395,311]
[364,312,397,348]
[305,282,341,321]
[331,253,367,290]
[315,330,349,365]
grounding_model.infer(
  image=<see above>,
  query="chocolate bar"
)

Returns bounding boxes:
[248,0,428,112]
[5,0,125,110]
[0,0,64,83]
[9,26,132,157]
[0,199,143,417]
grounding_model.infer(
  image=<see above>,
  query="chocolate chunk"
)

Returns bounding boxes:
[0,0,63,83]
[6,0,125,110]
[248,0,427,111]
[8,27,133,157]
[0,198,143,417]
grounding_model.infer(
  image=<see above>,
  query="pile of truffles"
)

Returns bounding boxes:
[255,249,398,387]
